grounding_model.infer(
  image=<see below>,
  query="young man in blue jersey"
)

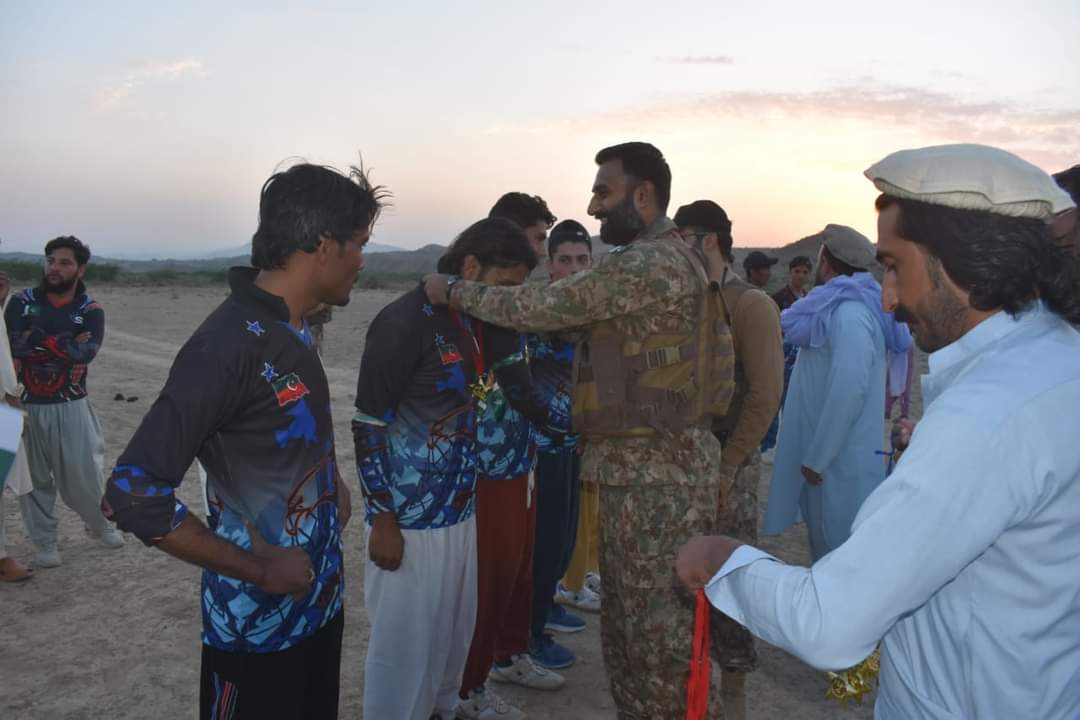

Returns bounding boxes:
[355,218,561,720]
[5,236,124,567]
[102,162,383,720]
[520,220,595,673]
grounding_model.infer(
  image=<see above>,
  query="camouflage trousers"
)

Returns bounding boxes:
[712,451,760,671]
[600,483,729,719]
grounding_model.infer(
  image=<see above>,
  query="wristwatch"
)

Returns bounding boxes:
[446,274,461,303]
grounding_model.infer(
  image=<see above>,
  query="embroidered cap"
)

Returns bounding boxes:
[820,224,876,271]
[864,143,1075,220]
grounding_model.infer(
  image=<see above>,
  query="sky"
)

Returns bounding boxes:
[2,1,1078,259]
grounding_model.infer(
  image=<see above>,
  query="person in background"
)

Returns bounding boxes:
[742,250,778,290]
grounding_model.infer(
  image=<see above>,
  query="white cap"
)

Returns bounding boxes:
[864,144,1075,220]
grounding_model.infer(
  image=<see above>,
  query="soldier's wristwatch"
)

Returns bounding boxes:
[446,274,461,302]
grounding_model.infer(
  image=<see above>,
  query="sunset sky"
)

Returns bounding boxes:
[2,1,1078,258]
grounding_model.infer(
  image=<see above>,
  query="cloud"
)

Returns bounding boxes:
[95,59,207,111]
[667,55,734,65]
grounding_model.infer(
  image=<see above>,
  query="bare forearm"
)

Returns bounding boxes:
[157,515,263,585]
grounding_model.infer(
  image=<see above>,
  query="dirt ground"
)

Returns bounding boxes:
[1,284,917,719]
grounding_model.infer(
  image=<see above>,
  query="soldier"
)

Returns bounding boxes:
[424,141,734,718]
[673,200,784,716]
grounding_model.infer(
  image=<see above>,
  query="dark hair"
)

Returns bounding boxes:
[876,194,1080,324]
[438,217,539,275]
[789,255,812,270]
[548,220,593,258]
[45,236,91,266]
[820,245,858,277]
[595,142,672,212]
[489,192,556,229]
[251,162,388,270]
[1054,165,1080,204]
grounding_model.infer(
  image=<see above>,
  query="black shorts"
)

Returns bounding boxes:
[200,610,344,720]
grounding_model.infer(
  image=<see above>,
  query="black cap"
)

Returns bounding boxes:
[673,200,731,236]
[549,219,590,245]
[789,254,812,270]
[743,250,779,271]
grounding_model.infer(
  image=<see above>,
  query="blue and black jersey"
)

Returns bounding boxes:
[4,283,104,404]
[353,286,559,530]
[476,332,537,480]
[102,267,344,655]
[526,334,577,454]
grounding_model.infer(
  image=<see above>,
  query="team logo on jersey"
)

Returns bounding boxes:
[23,305,40,317]
[438,343,462,365]
[272,372,310,407]
[71,315,84,325]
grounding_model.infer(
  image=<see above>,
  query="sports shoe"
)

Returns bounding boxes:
[98,527,125,549]
[556,582,601,613]
[492,650,566,688]
[545,603,586,634]
[455,687,525,719]
[34,546,62,568]
[527,634,575,670]
[584,572,602,597]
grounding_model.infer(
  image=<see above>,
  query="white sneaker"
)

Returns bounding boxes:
[455,687,525,720]
[556,583,601,613]
[98,527,125,549]
[490,654,565,690]
[584,572,602,597]
[34,546,62,568]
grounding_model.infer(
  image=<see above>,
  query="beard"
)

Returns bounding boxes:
[896,260,969,353]
[597,192,645,246]
[43,271,77,295]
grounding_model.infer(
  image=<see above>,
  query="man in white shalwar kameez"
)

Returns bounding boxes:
[677,143,1080,720]
[763,225,912,561]
[0,289,33,581]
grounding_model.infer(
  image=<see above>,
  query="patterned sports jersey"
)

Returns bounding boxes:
[476,333,536,480]
[102,268,344,654]
[4,283,104,404]
[353,286,482,531]
[526,333,578,454]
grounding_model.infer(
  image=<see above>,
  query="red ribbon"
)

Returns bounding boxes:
[686,589,711,720]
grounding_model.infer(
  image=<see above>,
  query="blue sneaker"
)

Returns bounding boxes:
[528,633,576,669]
[545,603,586,634]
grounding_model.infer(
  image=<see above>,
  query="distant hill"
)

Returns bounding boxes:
[201,241,405,259]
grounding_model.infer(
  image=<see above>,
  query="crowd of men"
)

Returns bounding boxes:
[1,141,1078,720]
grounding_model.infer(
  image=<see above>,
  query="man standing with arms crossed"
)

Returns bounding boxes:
[426,142,734,718]
[102,161,379,719]
[6,236,123,566]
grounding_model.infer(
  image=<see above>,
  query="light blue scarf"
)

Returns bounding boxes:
[781,272,913,395]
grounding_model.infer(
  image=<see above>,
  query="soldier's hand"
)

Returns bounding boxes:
[369,512,405,571]
[801,465,823,486]
[676,535,743,591]
[422,274,451,306]
[247,522,314,602]
[335,468,352,530]
[716,463,738,514]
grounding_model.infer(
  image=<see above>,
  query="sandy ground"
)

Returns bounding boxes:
[0,284,919,719]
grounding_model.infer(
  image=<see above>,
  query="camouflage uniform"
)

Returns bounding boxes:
[453,217,726,718]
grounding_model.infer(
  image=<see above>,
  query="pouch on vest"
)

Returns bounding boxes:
[571,241,735,438]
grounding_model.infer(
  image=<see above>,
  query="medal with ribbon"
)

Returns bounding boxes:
[449,309,494,411]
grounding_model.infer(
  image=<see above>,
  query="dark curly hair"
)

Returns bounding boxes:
[251,161,388,270]
[45,236,91,266]
[876,194,1080,325]
[489,192,556,229]
[437,217,538,275]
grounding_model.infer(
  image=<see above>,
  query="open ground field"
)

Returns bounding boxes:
[1,284,919,719]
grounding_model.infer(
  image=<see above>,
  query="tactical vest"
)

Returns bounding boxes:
[571,241,735,438]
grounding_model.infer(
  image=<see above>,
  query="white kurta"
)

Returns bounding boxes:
[0,305,31,497]
[706,304,1080,719]
[763,299,887,560]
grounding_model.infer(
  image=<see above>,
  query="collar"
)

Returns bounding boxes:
[227,266,291,322]
[921,303,1042,405]
[638,216,678,241]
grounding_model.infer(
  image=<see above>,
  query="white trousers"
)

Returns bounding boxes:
[363,516,478,720]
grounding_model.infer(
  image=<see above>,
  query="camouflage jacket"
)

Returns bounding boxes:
[453,217,723,487]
